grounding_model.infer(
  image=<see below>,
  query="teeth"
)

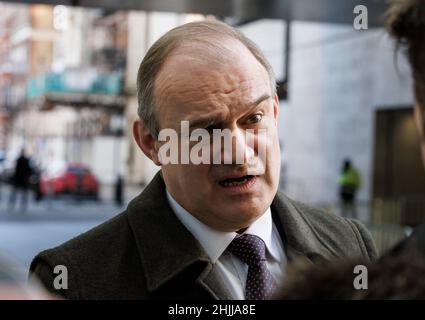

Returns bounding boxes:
[222,177,250,187]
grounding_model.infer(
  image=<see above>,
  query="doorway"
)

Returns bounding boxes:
[372,107,425,226]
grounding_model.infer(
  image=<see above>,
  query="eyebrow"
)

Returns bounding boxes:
[186,94,272,130]
[249,94,272,108]
[187,116,223,131]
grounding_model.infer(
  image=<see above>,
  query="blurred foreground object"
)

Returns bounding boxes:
[0,255,54,300]
[276,250,425,299]
[277,225,425,299]
[386,0,425,167]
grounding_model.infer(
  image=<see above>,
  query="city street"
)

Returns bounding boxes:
[0,184,128,272]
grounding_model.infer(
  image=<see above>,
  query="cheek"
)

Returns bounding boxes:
[265,130,281,180]
[168,164,210,187]
[255,117,278,147]
[262,127,280,160]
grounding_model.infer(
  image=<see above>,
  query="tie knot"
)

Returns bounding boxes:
[227,234,267,266]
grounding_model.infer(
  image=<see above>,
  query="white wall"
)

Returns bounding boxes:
[238,19,286,80]
[279,22,413,204]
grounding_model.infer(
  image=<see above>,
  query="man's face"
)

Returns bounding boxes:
[151,39,281,232]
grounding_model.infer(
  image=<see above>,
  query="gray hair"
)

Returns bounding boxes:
[136,20,277,137]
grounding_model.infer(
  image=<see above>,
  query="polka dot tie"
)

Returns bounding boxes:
[227,234,277,300]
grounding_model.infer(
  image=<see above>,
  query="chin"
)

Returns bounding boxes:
[230,201,268,220]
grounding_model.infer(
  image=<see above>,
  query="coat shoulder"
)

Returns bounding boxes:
[32,211,129,265]
[275,192,378,260]
[29,211,147,299]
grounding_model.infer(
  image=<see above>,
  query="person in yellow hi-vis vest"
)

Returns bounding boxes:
[339,159,361,218]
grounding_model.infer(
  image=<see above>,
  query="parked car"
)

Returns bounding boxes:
[40,162,99,199]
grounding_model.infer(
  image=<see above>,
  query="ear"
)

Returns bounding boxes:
[133,120,161,165]
[273,94,279,125]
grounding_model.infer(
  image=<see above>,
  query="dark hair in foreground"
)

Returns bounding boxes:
[276,251,425,299]
[386,0,425,125]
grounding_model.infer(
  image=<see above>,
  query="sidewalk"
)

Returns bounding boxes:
[0,182,138,222]
[0,184,132,269]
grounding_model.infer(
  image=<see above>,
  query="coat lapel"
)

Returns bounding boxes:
[197,264,234,300]
[271,192,334,262]
[125,171,236,299]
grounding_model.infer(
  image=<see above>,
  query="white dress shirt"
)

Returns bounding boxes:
[166,191,286,300]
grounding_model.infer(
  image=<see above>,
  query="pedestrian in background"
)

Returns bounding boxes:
[114,174,124,207]
[9,149,33,212]
[338,158,361,219]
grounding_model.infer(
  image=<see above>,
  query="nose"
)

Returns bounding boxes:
[233,128,255,165]
[213,127,256,165]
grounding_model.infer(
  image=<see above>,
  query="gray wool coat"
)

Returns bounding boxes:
[30,171,377,299]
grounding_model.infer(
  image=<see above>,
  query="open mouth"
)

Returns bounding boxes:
[219,175,255,187]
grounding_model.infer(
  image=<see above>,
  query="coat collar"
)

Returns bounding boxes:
[126,172,209,290]
[126,171,329,298]
[270,193,331,262]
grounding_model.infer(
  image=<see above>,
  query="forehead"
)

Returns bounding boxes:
[154,39,271,125]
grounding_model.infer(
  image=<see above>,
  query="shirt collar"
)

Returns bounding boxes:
[166,190,281,263]
[243,206,281,262]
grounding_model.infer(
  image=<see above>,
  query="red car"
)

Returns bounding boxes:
[40,162,99,198]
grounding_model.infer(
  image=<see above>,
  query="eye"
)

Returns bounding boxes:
[247,113,263,124]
